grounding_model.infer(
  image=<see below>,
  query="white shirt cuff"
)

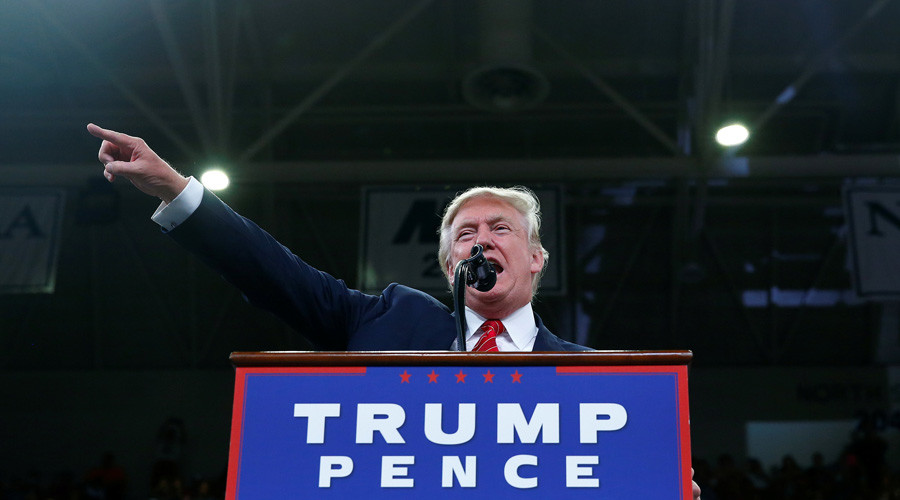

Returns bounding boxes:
[151,176,203,230]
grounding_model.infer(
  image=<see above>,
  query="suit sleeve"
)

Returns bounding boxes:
[165,189,377,350]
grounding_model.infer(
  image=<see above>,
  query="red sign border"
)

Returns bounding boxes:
[226,363,690,499]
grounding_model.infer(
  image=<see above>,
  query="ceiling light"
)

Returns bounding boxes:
[200,169,230,191]
[716,124,750,147]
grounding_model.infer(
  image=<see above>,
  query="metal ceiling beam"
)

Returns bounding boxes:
[9,154,900,187]
[149,0,215,153]
[20,54,900,87]
[749,0,893,140]
[692,0,735,160]
[686,0,737,264]
[775,234,845,362]
[32,10,77,111]
[28,1,197,160]
[238,0,436,162]
[240,3,267,75]
[701,226,775,363]
[676,0,697,156]
[587,206,664,347]
[705,0,736,144]
[534,27,682,156]
[693,0,712,154]
[673,0,700,333]
[203,0,226,152]
[222,0,243,152]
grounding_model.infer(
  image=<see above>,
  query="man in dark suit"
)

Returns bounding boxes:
[87,124,701,498]
[86,123,588,353]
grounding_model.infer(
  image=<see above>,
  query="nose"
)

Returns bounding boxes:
[474,228,495,249]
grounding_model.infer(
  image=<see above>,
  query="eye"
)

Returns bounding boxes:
[456,229,475,241]
[493,223,511,233]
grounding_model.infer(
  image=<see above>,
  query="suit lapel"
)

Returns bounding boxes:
[531,313,561,351]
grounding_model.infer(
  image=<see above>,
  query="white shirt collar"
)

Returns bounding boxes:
[463,303,538,351]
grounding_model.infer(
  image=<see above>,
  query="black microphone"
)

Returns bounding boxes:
[464,244,497,292]
[452,244,498,352]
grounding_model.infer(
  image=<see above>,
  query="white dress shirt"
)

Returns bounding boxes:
[453,303,538,352]
[151,176,204,229]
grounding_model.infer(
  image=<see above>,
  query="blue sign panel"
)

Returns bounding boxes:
[227,365,691,499]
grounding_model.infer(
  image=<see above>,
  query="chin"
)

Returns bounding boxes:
[472,284,512,305]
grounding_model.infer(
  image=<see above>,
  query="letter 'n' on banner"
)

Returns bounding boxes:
[225,351,694,499]
[844,185,900,299]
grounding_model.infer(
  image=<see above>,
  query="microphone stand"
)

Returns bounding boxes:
[453,262,470,352]
[452,244,497,352]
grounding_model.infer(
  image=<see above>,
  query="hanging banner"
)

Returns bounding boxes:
[359,186,564,296]
[0,189,66,293]
[844,185,900,299]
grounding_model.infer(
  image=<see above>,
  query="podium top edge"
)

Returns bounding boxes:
[229,350,693,367]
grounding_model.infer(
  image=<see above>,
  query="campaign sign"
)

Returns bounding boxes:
[226,361,691,499]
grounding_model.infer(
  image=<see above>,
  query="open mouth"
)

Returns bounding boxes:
[489,261,504,274]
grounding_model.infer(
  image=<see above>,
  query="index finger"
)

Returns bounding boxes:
[86,123,136,147]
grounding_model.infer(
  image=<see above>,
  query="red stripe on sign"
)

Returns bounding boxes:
[675,365,693,500]
[239,366,367,375]
[225,367,248,500]
[224,366,367,499]
[555,365,680,374]
[557,364,694,499]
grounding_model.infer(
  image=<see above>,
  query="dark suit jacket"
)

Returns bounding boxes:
[167,189,591,352]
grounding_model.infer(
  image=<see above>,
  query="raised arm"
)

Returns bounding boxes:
[86,122,376,350]
[86,123,189,203]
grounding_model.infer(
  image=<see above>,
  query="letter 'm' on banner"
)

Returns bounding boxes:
[580,403,628,443]
[356,404,406,444]
[424,403,476,445]
[381,456,415,488]
[441,456,476,488]
[319,456,353,487]
[497,403,560,444]
[566,456,600,487]
[504,455,538,489]
[294,404,341,444]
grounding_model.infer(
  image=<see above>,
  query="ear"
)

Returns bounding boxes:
[529,247,545,274]
[447,259,456,285]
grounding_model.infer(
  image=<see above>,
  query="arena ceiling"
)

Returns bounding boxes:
[4,1,898,369]
[3,0,900,181]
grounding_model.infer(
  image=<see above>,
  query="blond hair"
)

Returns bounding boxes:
[437,186,548,294]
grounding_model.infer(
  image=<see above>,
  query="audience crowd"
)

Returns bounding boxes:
[694,425,895,500]
[0,455,225,500]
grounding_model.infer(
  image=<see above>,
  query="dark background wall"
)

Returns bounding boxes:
[2,176,891,499]
[5,0,900,498]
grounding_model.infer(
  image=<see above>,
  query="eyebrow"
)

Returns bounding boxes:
[453,214,516,232]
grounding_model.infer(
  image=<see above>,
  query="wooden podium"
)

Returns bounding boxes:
[226,351,693,499]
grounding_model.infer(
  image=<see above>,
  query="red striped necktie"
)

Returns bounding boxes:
[473,320,503,352]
